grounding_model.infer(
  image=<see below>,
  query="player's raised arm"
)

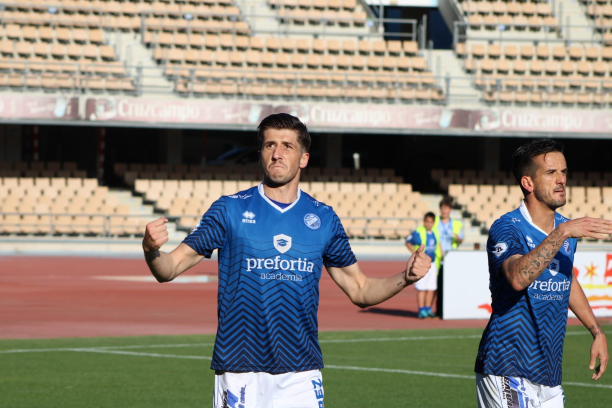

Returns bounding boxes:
[326,245,430,308]
[142,217,204,282]
[502,217,612,291]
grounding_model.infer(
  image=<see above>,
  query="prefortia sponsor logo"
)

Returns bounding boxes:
[246,256,314,273]
[529,278,571,294]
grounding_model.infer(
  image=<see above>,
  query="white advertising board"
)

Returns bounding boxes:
[443,251,612,320]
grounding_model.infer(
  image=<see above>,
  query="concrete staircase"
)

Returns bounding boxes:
[236,0,283,34]
[111,31,175,96]
[420,193,485,249]
[430,49,481,108]
[107,189,185,240]
[556,0,598,42]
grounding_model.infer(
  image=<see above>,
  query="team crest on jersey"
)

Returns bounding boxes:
[304,213,321,230]
[273,234,292,254]
[491,242,507,258]
[526,235,535,248]
[549,259,560,276]
[562,240,571,254]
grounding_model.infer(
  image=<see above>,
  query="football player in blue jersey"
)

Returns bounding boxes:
[475,139,612,408]
[142,113,432,408]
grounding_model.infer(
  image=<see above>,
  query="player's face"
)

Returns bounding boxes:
[260,128,309,186]
[424,217,435,230]
[528,152,568,209]
[440,204,451,219]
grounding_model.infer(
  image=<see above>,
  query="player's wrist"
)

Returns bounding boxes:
[554,223,570,240]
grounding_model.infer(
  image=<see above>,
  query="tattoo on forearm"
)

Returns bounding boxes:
[589,323,605,337]
[516,228,565,289]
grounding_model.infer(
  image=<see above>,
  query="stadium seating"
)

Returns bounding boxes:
[455,41,612,106]
[159,35,443,102]
[449,182,612,233]
[458,0,559,32]
[432,168,612,191]
[0,2,137,94]
[0,176,150,236]
[0,160,84,178]
[113,162,403,185]
[583,1,612,44]
[131,177,428,238]
[0,0,443,102]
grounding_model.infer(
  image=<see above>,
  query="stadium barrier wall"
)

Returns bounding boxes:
[2,95,612,135]
[443,251,612,319]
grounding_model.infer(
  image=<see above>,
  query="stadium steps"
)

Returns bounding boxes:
[113,32,175,94]
[430,49,481,107]
[420,193,484,249]
[557,0,598,41]
[235,0,283,33]
[108,189,183,239]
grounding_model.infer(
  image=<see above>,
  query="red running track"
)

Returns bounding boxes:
[1,256,494,339]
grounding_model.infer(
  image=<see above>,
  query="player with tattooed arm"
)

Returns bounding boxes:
[475,139,612,408]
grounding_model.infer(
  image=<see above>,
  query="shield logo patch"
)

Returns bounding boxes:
[549,259,560,277]
[273,234,292,254]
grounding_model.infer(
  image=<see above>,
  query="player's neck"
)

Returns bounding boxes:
[440,216,450,223]
[524,197,556,234]
[262,178,300,204]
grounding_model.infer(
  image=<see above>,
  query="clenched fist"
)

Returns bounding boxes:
[143,217,169,253]
[405,244,432,284]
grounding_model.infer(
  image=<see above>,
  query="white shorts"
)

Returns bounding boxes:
[476,373,564,408]
[214,369,324,408]
[414,263,438,291]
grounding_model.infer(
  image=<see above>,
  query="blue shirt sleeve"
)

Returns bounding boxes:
[486,217,525,277]
[323,213,357,268]
[182,198,227,258]
[406,230,421,245]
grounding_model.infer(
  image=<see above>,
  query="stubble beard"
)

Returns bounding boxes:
[534,184,566,211]
[263,166,299,187]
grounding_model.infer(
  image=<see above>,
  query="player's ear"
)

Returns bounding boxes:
[299,152,309,169]
[521,175,534,193]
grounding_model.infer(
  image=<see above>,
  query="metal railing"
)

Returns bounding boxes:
[0,212,421,240]
[453,20,612,47]
[0,213,154,237]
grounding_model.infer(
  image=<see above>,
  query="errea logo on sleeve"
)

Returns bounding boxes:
[490,242,508,258]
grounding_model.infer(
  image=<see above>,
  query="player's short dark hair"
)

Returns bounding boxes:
[511,139,564,192]
[439,196,453,208]
[257,113,311,153]
[424,212,436,221]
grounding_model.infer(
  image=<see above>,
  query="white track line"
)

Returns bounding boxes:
[0,331,592,355]
[29,348,612,390]
[76,349,212,360]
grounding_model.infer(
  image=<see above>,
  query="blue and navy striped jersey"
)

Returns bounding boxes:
[475,201,577,386]
[183,184,357,373]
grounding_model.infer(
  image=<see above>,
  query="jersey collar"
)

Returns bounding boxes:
[519,200,555,236]
[258,183,301,213]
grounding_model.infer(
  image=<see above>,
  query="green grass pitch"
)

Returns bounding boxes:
[1,326,610,407]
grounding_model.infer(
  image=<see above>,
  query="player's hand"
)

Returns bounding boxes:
[143,217,169,252]
[589,333,608,381]
[558,218,612,240]
[405,244,431,284]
